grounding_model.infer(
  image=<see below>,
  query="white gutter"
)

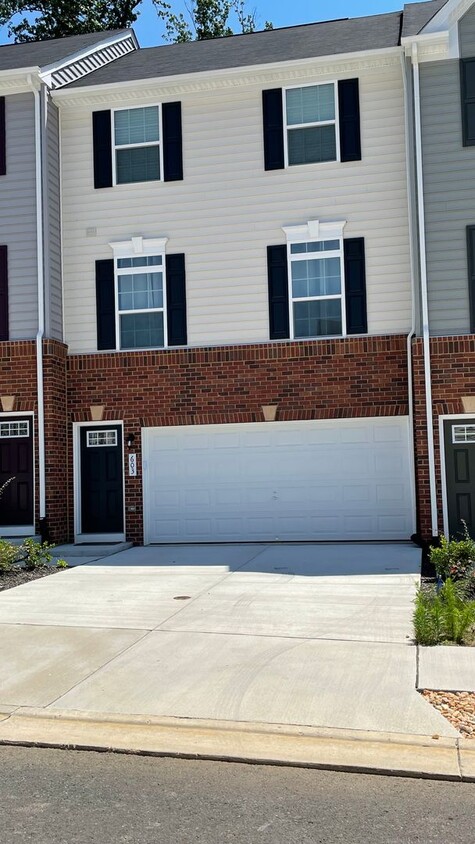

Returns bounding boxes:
[411,44,439,537]
[400,51,417,533]
[27,74,46,530]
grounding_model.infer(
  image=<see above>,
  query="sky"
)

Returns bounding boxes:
[0,0,433,47]
[134,0,429,47]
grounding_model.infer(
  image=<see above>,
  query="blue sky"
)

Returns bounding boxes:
[0,0,431,47]
[134,0,429,46]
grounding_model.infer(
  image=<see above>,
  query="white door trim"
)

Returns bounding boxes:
[438,413,475,538]
[0,410,35,537]
[73,420,126,544]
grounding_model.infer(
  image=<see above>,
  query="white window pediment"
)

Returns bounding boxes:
[282,219,346,243]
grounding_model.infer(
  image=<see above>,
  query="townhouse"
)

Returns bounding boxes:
[0,0,474,547]
[0,29,138,539]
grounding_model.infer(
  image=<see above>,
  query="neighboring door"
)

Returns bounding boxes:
[444,419,475,539]
[79,425,124,537]
[0,416,34,529]
[142,418,414,543]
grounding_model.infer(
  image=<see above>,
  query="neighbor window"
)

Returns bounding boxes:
[115,254,166,349]
[285,83,337,166]
[113,106,161,184]
[289,239,344,338]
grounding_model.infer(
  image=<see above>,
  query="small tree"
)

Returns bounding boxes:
[0,0,272,43]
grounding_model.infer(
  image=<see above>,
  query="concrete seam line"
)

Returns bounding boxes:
[415,643,420,690]
[456,739,464,781]
[0,739,463,782]
[43,629,152,709]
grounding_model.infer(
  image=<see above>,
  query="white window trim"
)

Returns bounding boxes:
[283,219,347,341]
[283,80,341,169]
[0,420,30,438]
[87,430,118,447]
[109,236,169,352]
[111,104,163,187]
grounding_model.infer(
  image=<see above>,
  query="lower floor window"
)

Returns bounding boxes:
[290,239,344,338]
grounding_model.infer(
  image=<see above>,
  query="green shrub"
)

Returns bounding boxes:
[0,539,22,573]
[413,578,475,646]
[430,526,475,581]
[0,538,57,573]
[56,559,68,569]
[21,538,55,571]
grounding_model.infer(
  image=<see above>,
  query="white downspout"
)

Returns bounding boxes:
[28,75,46,530]
[400,51,417,533]
[411,44,439,537]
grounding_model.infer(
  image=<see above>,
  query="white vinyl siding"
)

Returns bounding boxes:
[420,59,475,335]
[0,93,38,339]
[44,98,63,341]
[60,60,412,353]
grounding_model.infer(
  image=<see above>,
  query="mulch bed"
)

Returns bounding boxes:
[421,690,475,738]
[0,567,63,593]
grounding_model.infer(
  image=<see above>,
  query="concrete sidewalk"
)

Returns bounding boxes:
[0,542,472,779]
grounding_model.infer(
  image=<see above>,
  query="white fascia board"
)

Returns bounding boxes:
[422,0,472,33]
[401,29,451,59]
[52,45,402,104]
[0,68,41,94]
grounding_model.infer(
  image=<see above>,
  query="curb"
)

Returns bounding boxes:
[0,707,473,781]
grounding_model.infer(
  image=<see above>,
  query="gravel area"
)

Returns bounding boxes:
[421,689,475,738]
[0,567,64,593]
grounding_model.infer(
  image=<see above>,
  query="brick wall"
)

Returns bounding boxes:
[67,334,410,544]
[412,336,475,539]
[0,339,68,542]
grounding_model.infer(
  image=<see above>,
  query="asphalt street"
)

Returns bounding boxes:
[0,746,474,843]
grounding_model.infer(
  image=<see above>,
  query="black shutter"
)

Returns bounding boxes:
[461,59,475,146]
[267,245,290,339]
[0,98,6,176]
[262,89,285,171]
[344,238,367,335]
[162,102,183,182]
[338,79,361,162]
[95,259,116,350]
[0,245,8,340]
[166,253,187,345]
[92,110,113,189]
[467,226,475,331]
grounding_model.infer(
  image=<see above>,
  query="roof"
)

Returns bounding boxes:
[66,12,403,88]
[401,0,449,37]
[0,29,128,72]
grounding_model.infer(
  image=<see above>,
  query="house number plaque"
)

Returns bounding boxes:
[128,453,137,477]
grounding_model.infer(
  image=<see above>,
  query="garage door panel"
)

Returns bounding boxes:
[143,419,414,543]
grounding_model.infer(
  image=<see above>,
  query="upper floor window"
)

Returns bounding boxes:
[289,237,344,337]
[93,102,183,189]
[113,106,161,185]
[262,79,360,172]
[285,84,337,166]
[461,59,475,146]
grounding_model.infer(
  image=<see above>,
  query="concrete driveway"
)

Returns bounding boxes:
[0,542,458,738]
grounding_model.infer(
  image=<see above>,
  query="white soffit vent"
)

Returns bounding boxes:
[44,35,136,89]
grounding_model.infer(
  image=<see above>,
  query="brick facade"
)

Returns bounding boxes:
[0,339,67,542]
[412,336,475,540]
[67,334,409,544]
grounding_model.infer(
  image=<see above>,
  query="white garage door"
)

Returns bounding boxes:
[142,418,415,543]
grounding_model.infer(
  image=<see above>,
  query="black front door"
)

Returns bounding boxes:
[444,418,475,539]
[80,425,124,535]
[0,416,34,527]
